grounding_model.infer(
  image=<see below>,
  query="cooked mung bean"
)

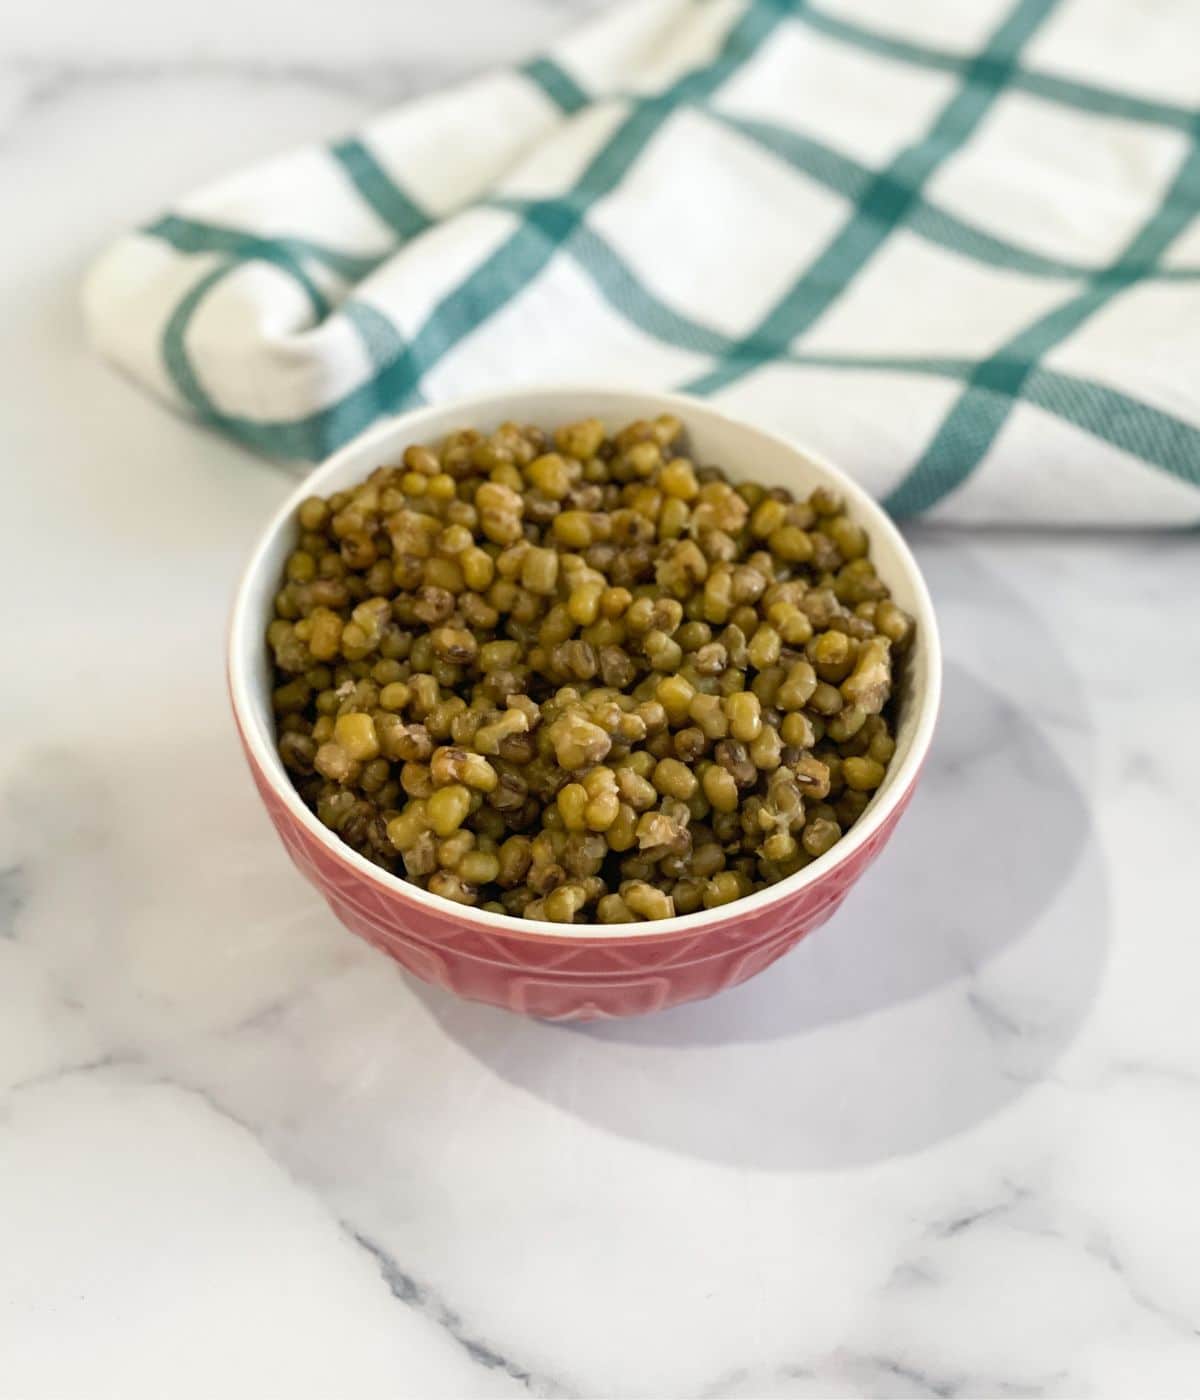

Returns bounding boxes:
[270,416,911,921]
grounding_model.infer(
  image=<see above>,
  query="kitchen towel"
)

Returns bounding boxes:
[83,0,1200,524]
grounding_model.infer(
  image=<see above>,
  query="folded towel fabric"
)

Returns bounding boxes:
[84,0,1200,524]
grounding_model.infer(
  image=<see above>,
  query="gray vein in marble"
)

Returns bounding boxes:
[1,1056,585,1391]
[965,987,1027,1042]
[1107,1058,1200,1091]
[101,1067,578,1397]
[1,0,609,113]
[233,991,304,1034]
[921,1180,1046,1244]
[700,1350,1062,1399]
[0,0,609,137]
[930,1186,1027,1241]
[854,1354,959,1398]
[1085,1232,1200,1342]
[696,1366,756,1399]
[6,1052,129,1097]
[887,1260,939,1290]
[347,1226,575,1398]
[2,56,444,112]
[842,1348,1068,1398]
[1115,744,1200,825]
[0,862,28,937]
[913,1180,1200,1355]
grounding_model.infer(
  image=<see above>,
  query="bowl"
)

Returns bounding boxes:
[229,387,941,1021]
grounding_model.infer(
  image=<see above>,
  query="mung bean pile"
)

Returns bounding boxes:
[268,415,912,923]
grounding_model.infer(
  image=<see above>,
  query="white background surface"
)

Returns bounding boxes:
[2,2,1199,1396]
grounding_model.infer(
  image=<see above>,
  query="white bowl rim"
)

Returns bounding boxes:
[229,384,942,942]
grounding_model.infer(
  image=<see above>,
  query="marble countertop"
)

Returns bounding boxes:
[3,2,1199,1396]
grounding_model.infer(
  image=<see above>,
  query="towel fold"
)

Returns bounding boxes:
[84,0,1200,524]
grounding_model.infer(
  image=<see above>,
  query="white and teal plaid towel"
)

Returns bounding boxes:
[84,0,1200,525]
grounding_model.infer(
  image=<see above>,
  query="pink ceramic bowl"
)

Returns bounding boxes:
[229,388,941,1020]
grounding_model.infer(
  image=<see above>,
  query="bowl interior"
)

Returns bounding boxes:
[230,387,941,939]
